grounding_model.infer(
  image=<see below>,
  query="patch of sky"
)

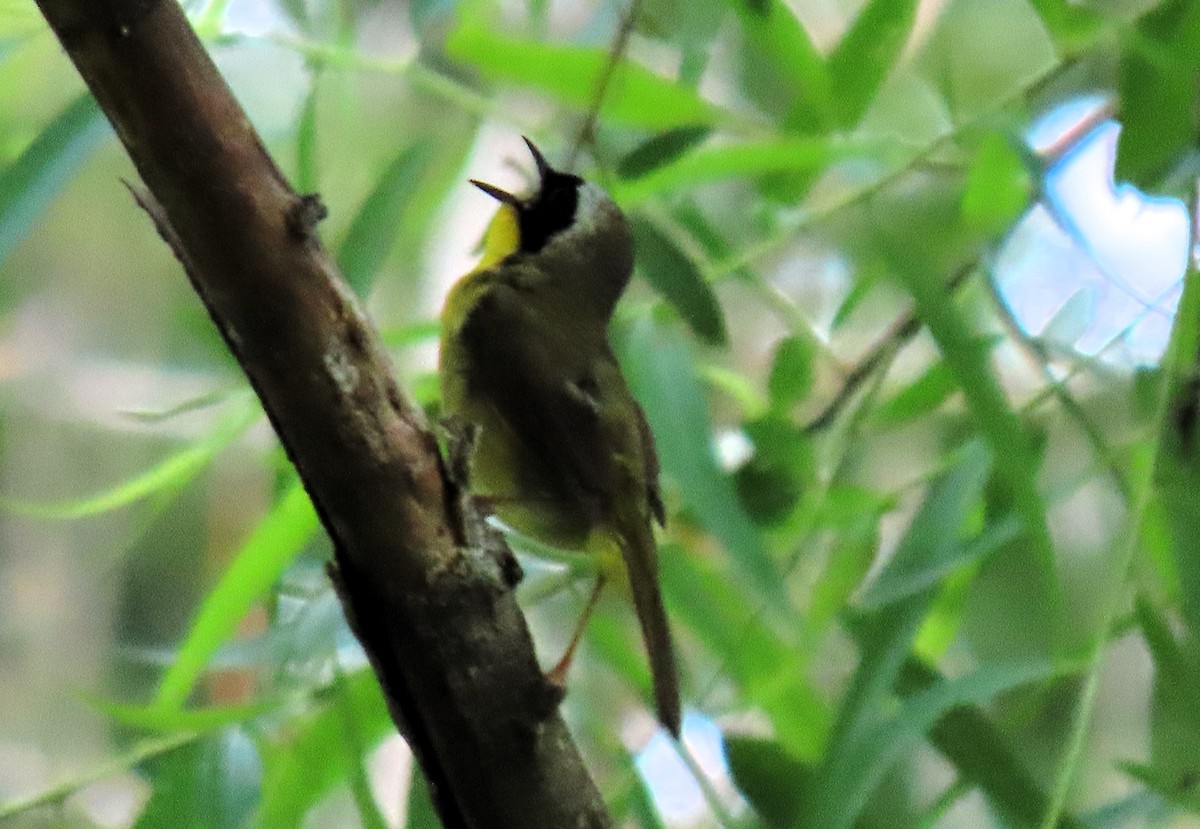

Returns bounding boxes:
[995,99,1191,369]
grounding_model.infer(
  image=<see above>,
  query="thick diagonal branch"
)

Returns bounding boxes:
[33,1,611,826]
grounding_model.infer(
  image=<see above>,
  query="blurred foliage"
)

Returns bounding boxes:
[3,0,1200,828]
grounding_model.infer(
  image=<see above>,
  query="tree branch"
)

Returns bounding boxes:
[33,1,612,826]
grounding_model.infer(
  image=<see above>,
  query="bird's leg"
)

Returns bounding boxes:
[546,575,608,687]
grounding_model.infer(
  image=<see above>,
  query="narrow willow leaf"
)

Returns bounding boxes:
[0,400,260,519]
[378,318,441,348]
[1116,0,1200,184]
[1136,598,1200,803]
[617,126,712,180]
[736,414,813,527]
[725,735,812,827]
[0,4,47,39]
[89,696,274,733]
[914,0,1056,122]
[0,93,108,268]
[295,78,320,194]
[699,363,769,417]
[332,669,389,829]
[819,444,993,793]
[896,659,1089,829]
[871,361,957,429]
[629,215,727,345]
[405,765,440,828]
[446,9,719,129]
[1116,57,1194,187]
[1026,0,1104,51]
[857,514,1022,609]
[720,0,834,130]
[154,480,320,710]
[612,136,888,205]
[1153,254,1200,636]
[886,247,1060,622]
[961,132,1033,235]
[827,0,920,127]
[337,141,433,297]
[813,660,1071,829]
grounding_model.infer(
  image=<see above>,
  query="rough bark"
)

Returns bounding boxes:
[33,1,613,826]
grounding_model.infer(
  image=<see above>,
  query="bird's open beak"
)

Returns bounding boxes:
[469,178,519,205]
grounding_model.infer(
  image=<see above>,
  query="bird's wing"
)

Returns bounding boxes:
[456,270,622,518]
[634,402,666,527]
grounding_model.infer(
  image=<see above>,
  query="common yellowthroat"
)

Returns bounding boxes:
[438,138,681,736]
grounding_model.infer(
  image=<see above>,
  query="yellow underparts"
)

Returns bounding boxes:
[585,530,633,594]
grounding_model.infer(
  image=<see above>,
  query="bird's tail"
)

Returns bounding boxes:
[614,529,681,737]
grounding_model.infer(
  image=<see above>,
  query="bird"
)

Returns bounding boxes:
[438,137,681,736]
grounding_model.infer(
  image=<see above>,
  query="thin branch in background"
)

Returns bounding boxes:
[805,263,976,434]
[567,0,643,170]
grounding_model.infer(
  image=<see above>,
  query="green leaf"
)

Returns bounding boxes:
[871,361,957,429]
[255,670,392,829]
[699,362,769,417]
[720,0,834,130]
[812,659,1070,829]
[961,132,1033,235]
[135,730,261,829]
[1137,597,1200,804]
[379,318,442,349]
[332,669,389,829]
[295,78,320,194]
[767,335,814,409]
[725,735,812,827]
[1119,762,1200,811]
[1154,260,1200,637]
[1117,54,1194,188]
[1026,0,1105,52]
[620,319,789,612]
[885,248,1060,630]
[611,136,888,205]
[0,400,260,519]
[1115,0,1200,189]
[915,0,1057,121]
[808,487,888,625]
[818,443,993,804]
[735,414,813,526]
[445,7,719,129]
[90,697,274,733]
[154,479,320,711]
[0,93,108,268]
[337,141,433,297]
[617,125,712,180]
[856,514,1022,609]
[628,215,727,345]
[827,0,920,127]
[896,660,1089,829]
[405,765,441,828]
[0,4,46,40]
